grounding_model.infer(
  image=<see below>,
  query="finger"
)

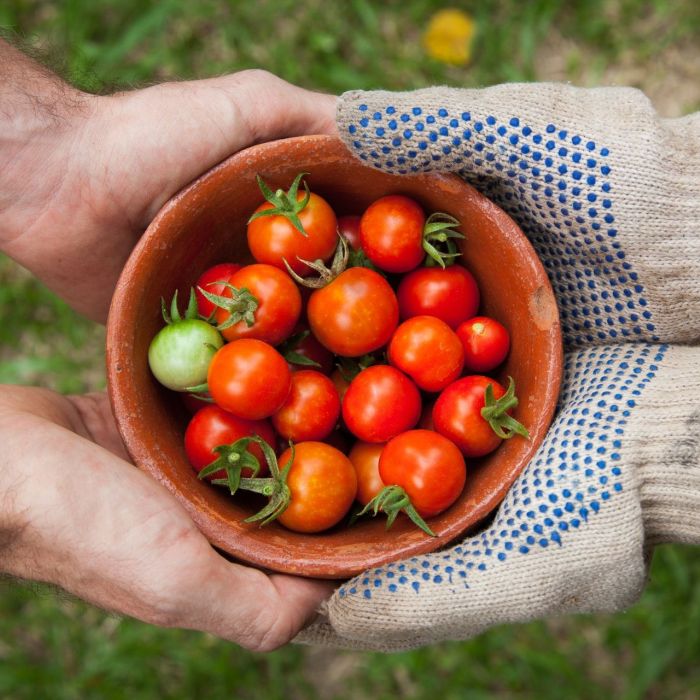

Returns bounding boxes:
[181,557,336,651]
[222,69,339,143]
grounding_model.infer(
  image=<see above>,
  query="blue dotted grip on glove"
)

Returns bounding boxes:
[338,343,666,600]
[335,99,667,603]
[346,103,658,348]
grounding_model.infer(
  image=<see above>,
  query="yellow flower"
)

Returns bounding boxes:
[423,8,476,66]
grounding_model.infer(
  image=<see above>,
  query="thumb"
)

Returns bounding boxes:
[91,70,338,226]
[223,69,339,143]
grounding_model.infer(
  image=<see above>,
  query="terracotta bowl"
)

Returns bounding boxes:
[107,135,562,579]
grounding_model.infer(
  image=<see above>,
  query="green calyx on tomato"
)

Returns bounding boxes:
[480,376,531,440]
[248,172,311,237]
[284,234,348,288]
[197,282,259,332]
[422,212,465,269]
[198,437,262,495]
[356,484,436,537]
[161,287,199,324]
[232,437,295,526]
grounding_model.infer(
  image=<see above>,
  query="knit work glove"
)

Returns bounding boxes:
[297,83,700,652]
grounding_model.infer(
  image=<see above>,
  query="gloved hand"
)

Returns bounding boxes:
[297,83,700,651]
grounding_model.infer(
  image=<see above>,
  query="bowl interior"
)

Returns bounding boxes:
[107,135,562,578]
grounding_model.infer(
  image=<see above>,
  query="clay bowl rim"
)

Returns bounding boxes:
[106,134,563,579]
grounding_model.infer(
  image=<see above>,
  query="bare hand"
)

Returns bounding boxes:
[1,52,337,321]
[0,386,334,651]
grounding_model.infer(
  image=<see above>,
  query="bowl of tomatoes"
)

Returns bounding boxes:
[106,134,562,579]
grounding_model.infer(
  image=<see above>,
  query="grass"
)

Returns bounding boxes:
[1,0,700,698]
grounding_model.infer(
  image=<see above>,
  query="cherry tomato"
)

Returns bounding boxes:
[342,365,421,443]
[457,316,511,372]
[433,375,507,457]
[348,441,385,507]
[388,315,465,392]
[276,442,357,533]
[247,187,337,276]
[272,370,340,442]
[207,339,291,420]
[360,194,425,273]
[184,404,274,479]
[194,262,241,318]
[337,215,361,250]
[148,318,223,392]
[397,265,480,329]
[307,267,399,357]
[379,429,466,518]
[214,264,301,345]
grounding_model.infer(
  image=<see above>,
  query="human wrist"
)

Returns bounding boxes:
[0,39,96,249]
[0,408,38,579]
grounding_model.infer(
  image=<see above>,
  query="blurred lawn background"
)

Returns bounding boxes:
[1,1,700,698]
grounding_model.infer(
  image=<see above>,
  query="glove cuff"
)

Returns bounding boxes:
[629,345,700,545]
[642,460,700,546]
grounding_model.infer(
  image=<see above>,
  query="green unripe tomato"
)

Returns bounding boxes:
[148,319,223,391]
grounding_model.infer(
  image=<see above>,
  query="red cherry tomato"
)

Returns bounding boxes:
[184,404,274,479]
[359,195,425,273]
[207,339,291,420]
[433,375,507,457]
[342,365,421,443]
[397,265,480,329]
[379,429,466,518]
[195,262,241,318]
[272,370,340,442]
[348,441,385,507]
[307,267,399,357]
[388,315,465,392]
[337,215,362,250]
[457,316,511,372]
[214,264,301,346]
[247,189,338,276]
[276,442,357,533]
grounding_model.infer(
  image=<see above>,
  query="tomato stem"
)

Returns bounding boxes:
[237,438,295,526]
[248,172,311,237]
[357,485,436,537]
[284,234,349,288]
[480,377,531,440]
